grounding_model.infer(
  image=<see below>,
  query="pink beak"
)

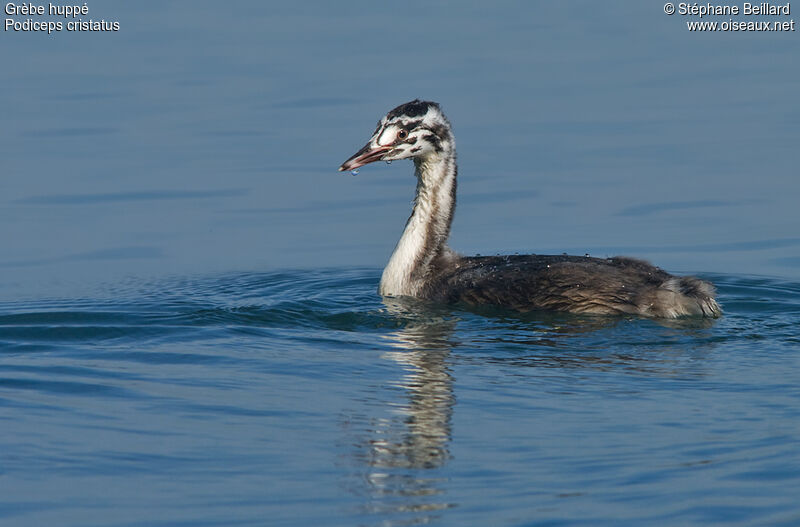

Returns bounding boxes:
[338,144,392,172]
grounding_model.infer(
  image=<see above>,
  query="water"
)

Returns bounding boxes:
[1,271,799,526]
[3,1,799,525]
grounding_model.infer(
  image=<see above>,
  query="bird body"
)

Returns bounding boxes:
[339,100,721,319]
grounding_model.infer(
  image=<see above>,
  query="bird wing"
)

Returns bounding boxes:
[431,254,671,314]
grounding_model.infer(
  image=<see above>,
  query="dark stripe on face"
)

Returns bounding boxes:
[387,120,423,146]
[421,123,451,153]
[400,119,422,131]
[424,123,448,138]
[422,132,442,152]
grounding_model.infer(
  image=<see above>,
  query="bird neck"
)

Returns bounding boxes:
[380,149,458,297]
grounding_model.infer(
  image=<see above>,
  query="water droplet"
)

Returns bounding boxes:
[385,160,392,165]
[350,169,359,176]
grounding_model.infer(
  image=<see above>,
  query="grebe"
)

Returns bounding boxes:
[339,100,721,319]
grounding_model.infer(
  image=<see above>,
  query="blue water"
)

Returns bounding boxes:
[1,271,799,526]
[3,1,800,525]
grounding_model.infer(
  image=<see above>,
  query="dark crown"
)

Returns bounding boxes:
[386,99,440,120]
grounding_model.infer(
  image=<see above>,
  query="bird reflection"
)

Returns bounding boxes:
[346,299,718,524]
[353,297,458,522]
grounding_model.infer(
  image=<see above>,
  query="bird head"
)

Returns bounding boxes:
[339,100,453,172]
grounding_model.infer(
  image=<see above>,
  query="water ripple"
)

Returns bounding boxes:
[0,269,798,527]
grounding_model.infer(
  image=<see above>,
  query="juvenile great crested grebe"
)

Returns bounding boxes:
[339,100,721,318]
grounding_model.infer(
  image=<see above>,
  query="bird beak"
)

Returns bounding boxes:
[338,143,392,172]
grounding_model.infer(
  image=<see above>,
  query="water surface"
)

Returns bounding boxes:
[2,1,799,525]
[1,270,799,526]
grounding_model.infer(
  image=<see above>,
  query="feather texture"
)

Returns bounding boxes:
[340,100,721,319]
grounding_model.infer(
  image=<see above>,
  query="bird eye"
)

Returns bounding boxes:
[397,129,408,140]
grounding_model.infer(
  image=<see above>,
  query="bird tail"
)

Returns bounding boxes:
[655,277,722,318]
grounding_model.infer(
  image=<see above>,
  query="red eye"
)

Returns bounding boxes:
[397,129,408,140]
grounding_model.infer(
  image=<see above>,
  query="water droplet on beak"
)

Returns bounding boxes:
[350,169,359,176]
[385,160,392,165]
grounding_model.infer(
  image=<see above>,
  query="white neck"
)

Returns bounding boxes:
[379,151,457,297]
